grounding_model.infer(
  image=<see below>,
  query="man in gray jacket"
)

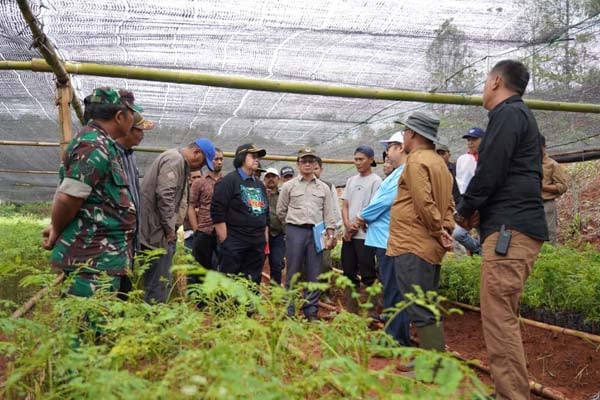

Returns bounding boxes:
[140,138,216,303]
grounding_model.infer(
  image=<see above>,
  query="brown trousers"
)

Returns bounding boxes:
[480,230,542,400]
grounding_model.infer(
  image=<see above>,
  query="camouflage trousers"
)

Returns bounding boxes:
[64,272,122,298]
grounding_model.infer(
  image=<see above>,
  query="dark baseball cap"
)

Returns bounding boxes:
[280,165,295,177]
[133,112,155,130]
[462,127,485,139]
[235,143,267,158]
[355,144,377,167]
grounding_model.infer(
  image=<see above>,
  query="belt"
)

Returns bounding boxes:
[289,223,314,229]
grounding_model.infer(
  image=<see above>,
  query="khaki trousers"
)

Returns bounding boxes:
[480,230,542,400]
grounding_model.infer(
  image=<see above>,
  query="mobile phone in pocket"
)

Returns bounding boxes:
[495,224,512,256]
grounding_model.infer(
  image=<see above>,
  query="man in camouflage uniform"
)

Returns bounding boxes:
[42,87,142,297]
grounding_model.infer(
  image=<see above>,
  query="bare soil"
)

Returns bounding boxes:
[445,310,599,399]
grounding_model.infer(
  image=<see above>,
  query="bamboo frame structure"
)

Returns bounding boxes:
[0,169,57,174]
[0,140,357,164]
[14,2,84,124]
[1,58,600,114]
[0,140,597,166]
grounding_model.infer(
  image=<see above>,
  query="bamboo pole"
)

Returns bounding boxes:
[1,59,599,114]
[0,140,357,164]
[11,273,64,318]
[14,3,84,124]
[449,300,600,345]
[450,350,568,400]
[0,169,57,174]
[56,85,73,157]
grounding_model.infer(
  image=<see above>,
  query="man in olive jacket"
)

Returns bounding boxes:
[140,138,215,303]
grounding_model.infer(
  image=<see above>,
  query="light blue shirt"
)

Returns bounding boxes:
[360,164,405,249]
[237,167,255,181]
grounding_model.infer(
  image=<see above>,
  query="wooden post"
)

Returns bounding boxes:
[56,84,73,158]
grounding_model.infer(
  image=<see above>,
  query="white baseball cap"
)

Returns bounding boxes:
[379,131,405,145]
[264,167,280,177]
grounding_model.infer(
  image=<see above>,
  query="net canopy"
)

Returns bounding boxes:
[1,0,599,201]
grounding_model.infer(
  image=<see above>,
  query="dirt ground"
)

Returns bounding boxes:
[315,291,600,400]
[378,309,600,400]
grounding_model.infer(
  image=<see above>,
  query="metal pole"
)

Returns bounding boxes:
[1,59,599,114]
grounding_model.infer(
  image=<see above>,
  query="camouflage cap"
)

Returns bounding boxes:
[89,87,143,113]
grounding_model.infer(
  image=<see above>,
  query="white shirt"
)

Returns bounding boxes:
[456,153,477,194]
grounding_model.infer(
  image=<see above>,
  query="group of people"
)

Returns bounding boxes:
[42,59,568,400]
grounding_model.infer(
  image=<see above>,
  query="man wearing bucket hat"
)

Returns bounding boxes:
[340,145,382,313]
[387,111,455,351]
[211,143,269,286]
[140,137,216,304]
[43,87,141,298]
[277,147,337,321]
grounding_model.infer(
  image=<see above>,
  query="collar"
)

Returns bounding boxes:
[299,174,316,182]
[410,144,435,153]
[88,121,114,144]
[237,167,255,181]
[115,142,134,154]
[488,94,522,118]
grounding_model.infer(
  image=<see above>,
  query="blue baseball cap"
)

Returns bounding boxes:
[462,127,485,139]
[194,138,216,171]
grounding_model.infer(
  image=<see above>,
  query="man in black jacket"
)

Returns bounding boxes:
[454,60,548,400]
[211,143,269,285]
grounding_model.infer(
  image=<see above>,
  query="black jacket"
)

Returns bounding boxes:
[211,169,269,240]
[447,161,461,206]
[457,95,548,242]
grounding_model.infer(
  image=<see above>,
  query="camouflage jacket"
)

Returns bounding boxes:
[50,122,136,275]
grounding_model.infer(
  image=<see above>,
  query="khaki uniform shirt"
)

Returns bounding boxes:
[277,175,337,230]
[541,154,569,201]
[387,146,455,265]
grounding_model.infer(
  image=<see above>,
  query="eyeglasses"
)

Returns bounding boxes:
[299,158,317,164]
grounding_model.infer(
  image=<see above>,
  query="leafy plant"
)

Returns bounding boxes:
[440,243,600,323]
